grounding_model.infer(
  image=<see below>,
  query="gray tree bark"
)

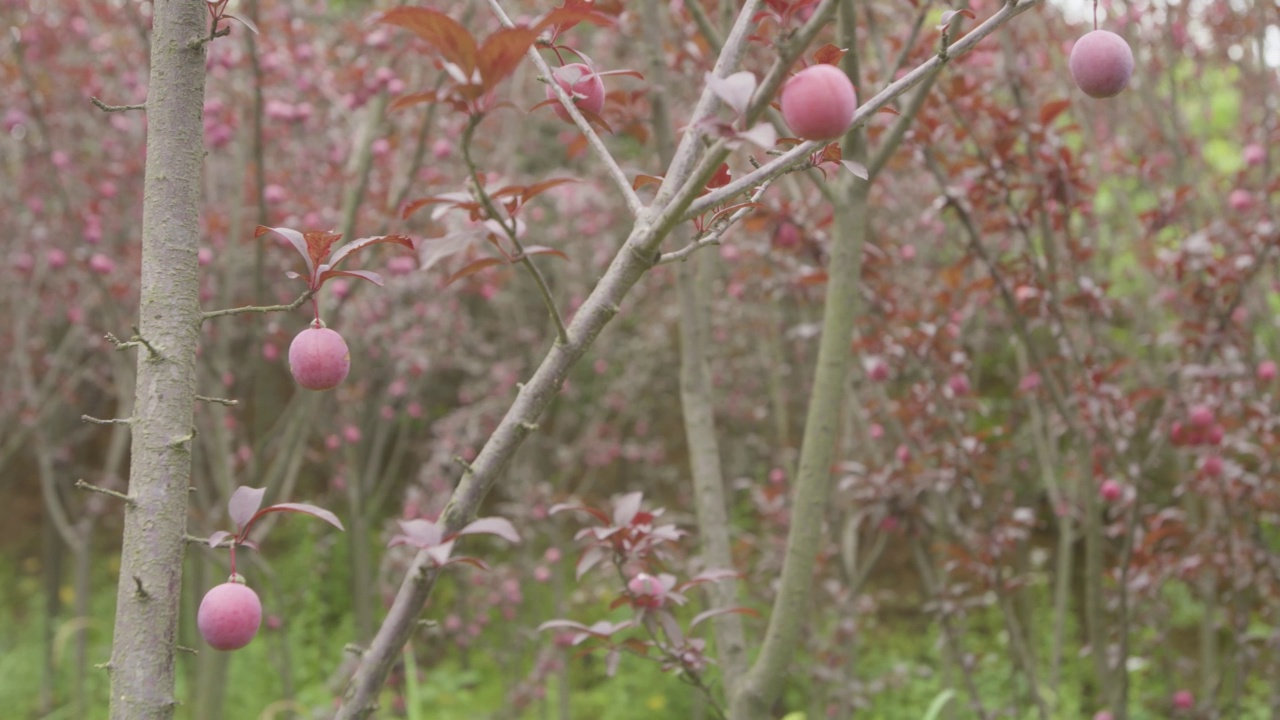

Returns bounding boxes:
[107,0,209,716]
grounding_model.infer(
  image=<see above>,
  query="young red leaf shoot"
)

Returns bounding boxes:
[780,64,857,141]
[1068,30,1133,99]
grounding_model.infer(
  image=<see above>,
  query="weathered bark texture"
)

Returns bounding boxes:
[107,0,208,717]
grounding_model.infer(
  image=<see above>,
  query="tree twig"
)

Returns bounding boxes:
[91,97,146,113]
[75,479,135,506]
[201,290,314,322]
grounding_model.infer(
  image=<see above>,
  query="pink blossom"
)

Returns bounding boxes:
[88,253,115,275]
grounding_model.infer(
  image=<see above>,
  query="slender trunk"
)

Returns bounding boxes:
[641,0,747,692]
[728,171,868,720]
[41,496,64,716]
[107,0,208,716]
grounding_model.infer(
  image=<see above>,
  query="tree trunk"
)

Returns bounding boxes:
[107,0,208,716]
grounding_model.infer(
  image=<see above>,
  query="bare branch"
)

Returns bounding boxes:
[195,395,238,406]
[81,415,134,426]
[201,289,314,322]
[91,97,146,113]
[75,479,135,506]
[658,178,776,265]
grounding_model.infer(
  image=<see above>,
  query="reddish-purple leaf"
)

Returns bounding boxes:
[207,530,232,548]
[657,610,683,645]
[737,123,777,150]
[549,503,610,524]
[477,26,540,92]
[632,174,664,191]
[690,606,760,629]
[676,569,743,592]
[303,232,343,272]
[249,502,345,532]
[445,257,506,286]
[390,90,440,112]
[1039,98,1071,126]
[329,234,415,269]
[841,160,869,180]
[426,539,456,566]
[706,163,731,190]
[705,71,757,116]
[936,8,975,30]
[456,517,521,544]
[256,226,312,278]
[222,12,259,35]
[534,0,616,36]
[318,269,386,286]
[612,491,644,527]
[229,486,266,532]
[522,245,568,260]
[401,193,476,220]
[536,618,595,634]
[377,7,478,76]
[390,519,444,549]
[576,545,606,580]
[443,555,491,571]
[520,177,579,204]
[813,44,846,65]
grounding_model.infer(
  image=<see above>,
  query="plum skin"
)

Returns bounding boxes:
[546,63,605,123]
[198,582,262,651]
[1069,30,1134,99]
[288,326,351,391]
[780,64,858,141]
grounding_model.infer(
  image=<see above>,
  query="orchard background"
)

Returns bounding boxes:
[2,0,1279,717]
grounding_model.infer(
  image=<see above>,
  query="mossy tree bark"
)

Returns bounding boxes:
[107,0,209,717]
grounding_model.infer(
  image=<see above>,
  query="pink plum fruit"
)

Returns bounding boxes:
[1099,479,1123,502]
[1069,30,1134,99]
[198,581,262,651]
[780,63,858,140]
[546,63,605,123]
[288,326,351,390]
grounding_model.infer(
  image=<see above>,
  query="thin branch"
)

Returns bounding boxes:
[187,25,231,49]
[105,326,164,359]
[75,479,135,506]
[81,415,134,425]
[483,0,643,216]
[195,395,239,406]
[657,177,776,265]
[201,289,314,322]
[91,97,146,113]
[460,115,571,345]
